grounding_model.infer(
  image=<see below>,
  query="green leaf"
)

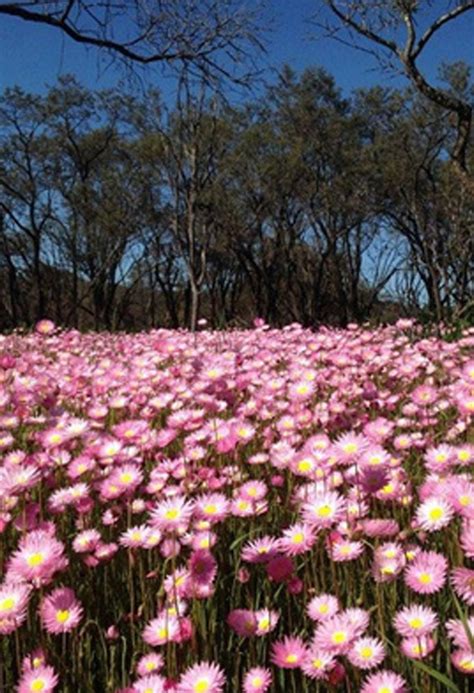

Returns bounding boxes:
[451,589,474,651]
[409,658,460,693]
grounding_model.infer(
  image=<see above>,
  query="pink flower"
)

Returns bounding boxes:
[176,661,225,693]
[17,664,59,693]
[266,555,294,583]
[404,550,447,594]
[270,635,307,669]
[400,635,436,660]
[313,614,357,655]
[242,667,272,692]
[142,614,181,646]
[7,529,68,586]
[360,669,407,693]
[393,605,438,638]
[40,587,83,634]
[241,537,279,564]
[35,320,56,335]
[301,647,335,680]
[307,594,340,622]
[347,636,385,669]
[227,609,257,637]
[0,581,31,634]
[279,523,315,555]
[451,566,474,605]
[189,550,217,585]
[255,609,279,636]
[133,674,166,692]
[136,654,164,677]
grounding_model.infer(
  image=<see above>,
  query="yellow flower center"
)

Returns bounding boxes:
[30,681,45,692]
[343,443,358,454]
[258,617,270,630]
[319,604,329,614]
[292,533,304,544]
[165,508,179,520]
[317,504,332,517]
[458,451,470,462]
[0,597,16,611]
[203,504,217,515]
[251,676,263,687]
[419,573,432,585]
[409,617,423,629]
[429,508,443,521]
[378,687,393,693]
[145,662,156,671]
[360,646,373,659]
[298,460,312,473]
[286,653,298,663]
[194,679,210,692]
[460,495,471,506]
[157,627,168,639]
[120,472,133,484]
[332,631,347,644]
[27,553,44,567]
[56,609,70,623]
[312,658,323,669]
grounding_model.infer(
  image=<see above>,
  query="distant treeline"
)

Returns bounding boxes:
[0,69,473,331]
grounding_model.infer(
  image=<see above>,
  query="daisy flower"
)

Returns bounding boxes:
[278,523,315,555]
[329,539,364,562]
[400,635,435,660]
[255,608,279,636]
[136,653,164,677]
[307,594,340,622]
[301,647,335,680]
[7,529,68,586]
[302,491,346,528]
[451,649,474,674]
[150,497,194,533]
[347,636,385,669]
[227,610,257,637]
[393,605,439,638]
[446,615,474,650]
[241,537,280,564]
[451,567,474,605]
[72,529,101,553]
[189,550,217,585]
[242,667,272,692]
[177,661,225,693]
[415,497,454,532]
[133,674,166,692]
[17,664,59,693]
[360,669,407,693]
[313,614,357,655]
[194,494,229,523]
[404,550,448,594]
[40,587,83,634]
[142,613,181,646]
[270,635,307,669]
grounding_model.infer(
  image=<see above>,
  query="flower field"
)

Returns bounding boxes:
[0,321,473,693]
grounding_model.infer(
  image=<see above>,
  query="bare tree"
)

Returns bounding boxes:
[320,1,474,187]
[0,0,264,85]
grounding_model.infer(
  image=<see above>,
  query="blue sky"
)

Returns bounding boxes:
[0,1,473,100]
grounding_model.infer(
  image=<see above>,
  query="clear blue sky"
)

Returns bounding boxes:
[0,0,473,100]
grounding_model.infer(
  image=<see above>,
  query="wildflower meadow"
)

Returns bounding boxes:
[0,319,473,693]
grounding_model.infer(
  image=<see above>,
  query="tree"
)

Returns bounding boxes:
[0,1,264,85]
[321,1,474,187]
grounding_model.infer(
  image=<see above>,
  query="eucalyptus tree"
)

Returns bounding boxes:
[321,1,474,190]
